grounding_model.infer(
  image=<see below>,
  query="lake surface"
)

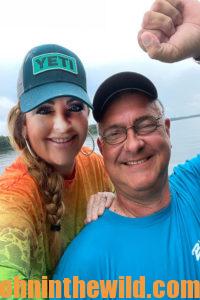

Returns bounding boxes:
[0,117,200,175]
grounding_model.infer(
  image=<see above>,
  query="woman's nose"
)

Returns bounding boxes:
[53,113,71,132]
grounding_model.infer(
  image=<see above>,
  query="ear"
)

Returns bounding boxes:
[164,118,170,138]
[97,137,103,154]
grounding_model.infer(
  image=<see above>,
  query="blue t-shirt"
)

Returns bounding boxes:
[52,156,200,299]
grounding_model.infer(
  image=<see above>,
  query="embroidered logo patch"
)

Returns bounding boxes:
[32,53,78,75]
[192,240,200,261]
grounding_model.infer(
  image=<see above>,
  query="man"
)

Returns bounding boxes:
[52,0,200,299]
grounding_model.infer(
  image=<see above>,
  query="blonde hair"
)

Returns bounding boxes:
[8,103,65,268]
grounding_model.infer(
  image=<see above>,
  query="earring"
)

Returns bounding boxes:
[81,131,95,156]
[24,138,36,158]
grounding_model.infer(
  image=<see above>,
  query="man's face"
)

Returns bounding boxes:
[98,93,171,200]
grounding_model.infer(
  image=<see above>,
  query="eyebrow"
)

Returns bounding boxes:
[103,114,156,131]
[103,124,124,132]
[40,97,81,106]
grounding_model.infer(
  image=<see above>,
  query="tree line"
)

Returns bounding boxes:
[0,136,13,152]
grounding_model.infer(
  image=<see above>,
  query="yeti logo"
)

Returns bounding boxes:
[32,53,78,75]
[192,240,200,261]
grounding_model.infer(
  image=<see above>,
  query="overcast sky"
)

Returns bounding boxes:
[0,0,199,135]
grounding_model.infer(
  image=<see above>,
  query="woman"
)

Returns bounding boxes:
[0,44,113,288]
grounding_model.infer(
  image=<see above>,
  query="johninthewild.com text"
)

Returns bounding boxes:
[0,276,199,298]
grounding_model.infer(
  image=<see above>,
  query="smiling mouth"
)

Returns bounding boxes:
[123,156,152,166]
[49,136,76,144]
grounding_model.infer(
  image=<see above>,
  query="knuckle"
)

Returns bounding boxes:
[174,0,182,9]
[152,0,164,11]
[174,11,182,24]
[163,17,174,34]
[142,11,152,27]
[165,17,173,28]
[174,11,180,20]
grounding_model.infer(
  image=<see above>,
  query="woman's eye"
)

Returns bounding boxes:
[36,106,53,115]
[68,103,84,112]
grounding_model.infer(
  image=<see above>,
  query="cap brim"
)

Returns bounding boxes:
[20,82,93,112]
[102,87,156,110]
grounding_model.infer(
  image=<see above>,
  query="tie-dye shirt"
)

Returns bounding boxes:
[0,147,113,294]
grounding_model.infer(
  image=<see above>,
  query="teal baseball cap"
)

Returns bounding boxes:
[17,44,92,112]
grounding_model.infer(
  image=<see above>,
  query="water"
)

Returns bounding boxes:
[0,117,200,175]
[0,150,18,173]
[169,117,200,172]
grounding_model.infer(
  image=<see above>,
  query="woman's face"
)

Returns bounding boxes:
[24,97,89,177]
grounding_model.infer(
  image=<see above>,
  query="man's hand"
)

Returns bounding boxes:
[138,0,200,62]
[85,192,115,223]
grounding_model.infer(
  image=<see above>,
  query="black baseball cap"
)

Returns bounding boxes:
[17,44,92,112]
[93,71,158,122]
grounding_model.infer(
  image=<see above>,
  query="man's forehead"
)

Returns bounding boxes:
[100,93,158,125]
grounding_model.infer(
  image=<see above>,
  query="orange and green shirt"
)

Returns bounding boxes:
[0,147,113,295]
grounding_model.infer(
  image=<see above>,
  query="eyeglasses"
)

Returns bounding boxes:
[101,115,163,145]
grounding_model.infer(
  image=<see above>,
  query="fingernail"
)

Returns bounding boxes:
[141,35,153,48]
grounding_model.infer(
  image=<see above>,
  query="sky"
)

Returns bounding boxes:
[0,0,200,135]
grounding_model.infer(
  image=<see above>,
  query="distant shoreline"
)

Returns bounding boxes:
[1,115,200,152]
[0,136,13,152]
[170,114,200,121]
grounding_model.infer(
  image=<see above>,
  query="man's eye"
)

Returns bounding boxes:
[68,103,84,112]
[36,106,53,115]
[105,129,124,138]
[139,121,156,128]
[111,130,123,136]
[136,116,157,128]
[136,117,159,134]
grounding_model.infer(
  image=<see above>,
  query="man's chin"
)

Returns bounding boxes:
[118,175,163,194]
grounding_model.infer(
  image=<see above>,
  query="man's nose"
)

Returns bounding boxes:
[123,128,145,153]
